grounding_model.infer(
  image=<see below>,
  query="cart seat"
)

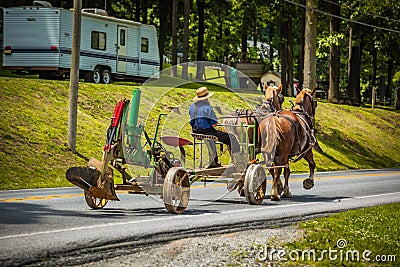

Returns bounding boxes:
[190,133,218,141]
[161,136,193,147]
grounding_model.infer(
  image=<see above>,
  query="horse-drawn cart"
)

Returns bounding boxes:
[66,58,319,212]
[66,88,267,214]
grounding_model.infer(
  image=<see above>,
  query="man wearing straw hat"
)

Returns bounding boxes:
[189,86,243,169]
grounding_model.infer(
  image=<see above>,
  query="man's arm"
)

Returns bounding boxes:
[208,106,218,127]
[189,104,195,127]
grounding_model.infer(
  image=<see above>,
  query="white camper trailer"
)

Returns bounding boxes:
[2,4,160,83]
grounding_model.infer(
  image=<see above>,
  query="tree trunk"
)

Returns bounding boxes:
[219,19,223,63]
[371,47,377,105]
[241,6,251,62]
[253,27,258,50]
[346,26,352,101]
[303,0,317,90]
[387,54,394,105]
[354,42,362,104]
[269,25,274,71]
[379,63,386,104]
[280,18,288,95]
[241,31,248,62]
[347,24,362,105]
[142,0,148,24]
[171,0,178,77]
[395,87,400,109]
[197,0,205,61]
[328,1,340,103]
[196,0,205,80]
[182,0,190,80]
[135,0,140,22]
[158,0,168,70]
[287,18,294,97]
[298,0,306,89]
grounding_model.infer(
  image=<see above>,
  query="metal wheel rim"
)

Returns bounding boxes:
[102,70,111,84]
[163,167,190,214]
[93,69,101,84]
[244,164,266,204]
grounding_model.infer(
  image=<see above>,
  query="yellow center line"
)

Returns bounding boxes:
[0,193,84,203]
[0,171,398,203]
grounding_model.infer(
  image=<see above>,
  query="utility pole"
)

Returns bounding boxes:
[303,0,317,90]
[68,0,82,153]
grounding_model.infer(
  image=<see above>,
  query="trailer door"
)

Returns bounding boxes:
[117,25,127,73]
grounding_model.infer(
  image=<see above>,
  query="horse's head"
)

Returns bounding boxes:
[261,84,282,112]
[293,87,317,116]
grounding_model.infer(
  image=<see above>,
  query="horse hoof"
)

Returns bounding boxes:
[270,195,281,201]
[276,179,283,195]
[303,178,314,190]
[283,192,293,198]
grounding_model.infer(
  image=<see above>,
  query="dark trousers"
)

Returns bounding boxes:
[193,127,240,163]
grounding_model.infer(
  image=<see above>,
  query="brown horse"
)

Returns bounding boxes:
[259,87,317,201]
[222,84,282,159]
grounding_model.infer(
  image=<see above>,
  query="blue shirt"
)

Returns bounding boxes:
[189,100,218,130]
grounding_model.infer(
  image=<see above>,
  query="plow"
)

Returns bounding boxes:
[66,88,267,214]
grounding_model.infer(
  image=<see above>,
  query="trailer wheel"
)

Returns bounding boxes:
[244,164,266,205]
[102,69,111,84]
[84,190,108,209]
[93,68,102,84]
[163,167,190,214]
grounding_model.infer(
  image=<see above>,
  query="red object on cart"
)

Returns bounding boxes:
[104,99,126,152]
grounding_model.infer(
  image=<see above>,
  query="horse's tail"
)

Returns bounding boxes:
[260,116,280,167]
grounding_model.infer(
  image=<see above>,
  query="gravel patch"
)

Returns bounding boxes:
[81,225,303,266]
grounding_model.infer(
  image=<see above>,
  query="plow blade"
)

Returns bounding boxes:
[66,166,120,201]
[66,167,99,192]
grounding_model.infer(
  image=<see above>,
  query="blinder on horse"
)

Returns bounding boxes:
[293,90,317,115]
[309,93,317,115]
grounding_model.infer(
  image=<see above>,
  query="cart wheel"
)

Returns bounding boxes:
[244,164,266,205]
[163,167,190,214]
[84,190,108,209]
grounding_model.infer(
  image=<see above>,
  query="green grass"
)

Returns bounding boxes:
[0,76,400,190]
[283,203,400,266]
[228,203,399,266]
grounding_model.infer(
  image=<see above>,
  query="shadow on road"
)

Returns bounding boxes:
[286,194,351,203]
[0,201,222,226]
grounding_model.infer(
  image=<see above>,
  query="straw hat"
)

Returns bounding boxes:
[193,86,214,102]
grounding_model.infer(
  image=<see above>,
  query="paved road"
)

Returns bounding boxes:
[1,169,399,266]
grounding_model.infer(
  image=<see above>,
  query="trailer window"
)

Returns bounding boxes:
[141,37,149,53]
[91,31,106,50]
[120,29,126,46]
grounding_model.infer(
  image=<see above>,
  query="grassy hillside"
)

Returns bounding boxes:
[0,76,399,190]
